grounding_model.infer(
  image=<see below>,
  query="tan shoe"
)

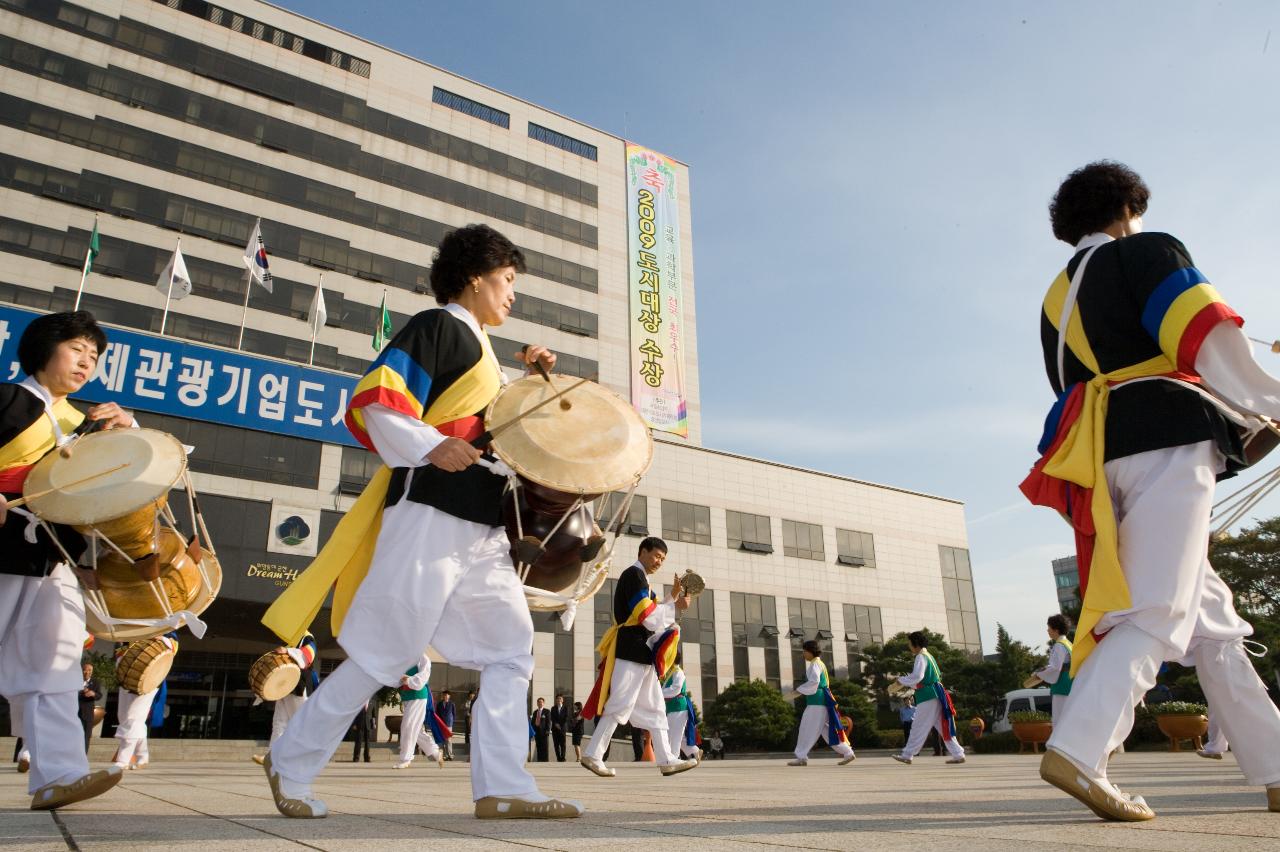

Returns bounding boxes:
[580,756,615,777]
[30,767,122,811]
[263,752,327,819]
[660,758,698,776]
[1267,786,1280,812]
[787,758,808,766]
[839,753,857,765]
[1197,750,1224,760]
[434,752,445,769]
[474,796,583,819]
[891,754,912,765]
[17,756,29,773]
[1040,749,1154,822]
[251,754,265,766]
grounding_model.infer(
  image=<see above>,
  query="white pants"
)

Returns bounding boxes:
[271,694,305,744]
[9,698,30,762]
[0,564,91,793]
[1051,693,1067,720]
[114,687,157,766]
[1204,711,1229,754]
[271,502,536,801]
[398,697,440,763]
[666,710,698,758]
[794,704,854,759]
[1048,442,1280,785]
[900,695,965,759]
[584,658,677,765]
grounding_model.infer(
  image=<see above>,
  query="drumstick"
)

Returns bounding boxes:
[1248,336,1280,353]
[470,378,590,449]
[7,462,131,509]
[521,344,571,410]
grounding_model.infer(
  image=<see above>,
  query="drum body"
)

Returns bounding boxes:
[250,652,301,702]
[502,479,603,597]
[117,638,176,695]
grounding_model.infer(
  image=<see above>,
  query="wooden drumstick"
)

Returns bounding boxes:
[521,344,571,410]
[7,462,131,509]
[470,378,590,449]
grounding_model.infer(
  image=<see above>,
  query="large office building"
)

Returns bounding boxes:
[0,0,979,740]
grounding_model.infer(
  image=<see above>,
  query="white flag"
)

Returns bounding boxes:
[155,245,192,300]
[243,218,273,293]
[307,277,327,330]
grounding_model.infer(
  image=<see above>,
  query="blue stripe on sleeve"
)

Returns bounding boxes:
[374,347,432,407]
[1140,267,1207,340]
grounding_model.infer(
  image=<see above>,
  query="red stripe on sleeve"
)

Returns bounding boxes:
[1177,304,1242,374]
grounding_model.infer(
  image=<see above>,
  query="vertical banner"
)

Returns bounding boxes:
[625,143,688,437]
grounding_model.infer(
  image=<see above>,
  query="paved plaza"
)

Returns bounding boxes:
[2,752,1278,851]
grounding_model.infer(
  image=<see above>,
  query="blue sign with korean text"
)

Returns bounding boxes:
[0,305,361,447]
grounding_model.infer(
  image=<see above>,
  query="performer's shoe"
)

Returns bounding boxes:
[787,758,808,766]
[580,756,615,777]
[659,758,698,776]
[1197,749,1224,760]
[263,752,327,819]
[946,756,966,764]
[131,759,149,770]
[474,795,584,819]
[251,754,265,766]
[839,753,857,765]
[393,760,412,769]
[434,753,446,769]
[1267,786,1280,812]
[891,754,912,765]
[1039,749,1154,822]
[17,757,30,773]
[30,767,121,811]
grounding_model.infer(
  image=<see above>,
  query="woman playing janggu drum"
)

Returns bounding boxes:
[0,311,134,811]
[260,224,583,820]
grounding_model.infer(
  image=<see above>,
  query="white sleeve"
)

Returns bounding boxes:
[662,670,684,700]
[795,661,821,696]
[641,600,677,635]
[1036,643,1065,685]
[284,647,306,668]
[404,654,431,691]
[1196,322,1280,421]
[898,654,928,687]
[362,404,446,469]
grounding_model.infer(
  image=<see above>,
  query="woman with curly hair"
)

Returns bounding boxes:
[1024,161,1280,821]
[261,224,583,820]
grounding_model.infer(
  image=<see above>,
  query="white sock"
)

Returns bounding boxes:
[278,774,316,800]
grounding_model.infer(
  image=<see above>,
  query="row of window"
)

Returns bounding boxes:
[5,0,599,205]
[135,409,322,489]
[658,498,877,566]
[0,37,597,249]
[0,97,598,294]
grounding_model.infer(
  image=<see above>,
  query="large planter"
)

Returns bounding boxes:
[384,714,403,742]
[1155,713,1208,752]
[1011,720,1052,754]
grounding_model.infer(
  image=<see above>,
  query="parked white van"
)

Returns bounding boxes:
[991,687,1053,733]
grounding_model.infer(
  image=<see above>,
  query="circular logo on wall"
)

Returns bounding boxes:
[275,515,312,547]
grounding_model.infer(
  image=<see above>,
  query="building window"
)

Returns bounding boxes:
[554,630,574,705]
[593,492,648,536]
[730,592,779,687]
[782,519,825,560]
[528,122,598,161]
[432,87,510,128]
[339,445,379,494]
[786,598,832,682]
[842,603,883,677]
[835,528,875,568]
[940,545,982,654]
[593,578,616,648]
[700,643,718,712]
[726,510,772,553]
[127,410,320,488]
[661,500,710,546]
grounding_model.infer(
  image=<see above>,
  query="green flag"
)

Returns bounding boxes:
[372,292,392,350]
[85,219,100,275]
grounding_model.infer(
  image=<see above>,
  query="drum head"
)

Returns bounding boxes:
[23,429,186,525]
[252,655,301,702]
[486,376,653,493]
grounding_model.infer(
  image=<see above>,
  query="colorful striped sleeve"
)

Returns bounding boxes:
[344,313,438,449]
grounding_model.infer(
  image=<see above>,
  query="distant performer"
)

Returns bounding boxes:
[395,653,445,770]
[1032,614,1074,719]
[1022,161,1280,820]
[661,664,702,763]
[259,224,581,820]
[252,632,320,766]
[788,641,855,767]
[891,632,966,765]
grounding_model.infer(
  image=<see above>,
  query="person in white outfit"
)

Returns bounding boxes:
[1026,161,1280,820]
[1032,615,1074,720]
[395,654,444,769]
[112,635,177,770]
[252,633,319,766]
[580,538,698,779]
[1199,712,1229,759]
[661,664,701,762]
[788,640,856,766]
[892,632,966,765]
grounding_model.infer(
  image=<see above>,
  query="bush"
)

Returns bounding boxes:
[84,650,118,692]
[704,679,795,750]
[970,731,1021,754]
[877,728,905,749]
[827,678,880,748]
[1008,710,1051,723]
[1151,700,1207,716]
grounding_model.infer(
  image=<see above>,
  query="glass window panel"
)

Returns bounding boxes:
[962,612,981,645]
[730,592,744,625]
[746,595,762,624]
[955,548,972,580]
[940,545,957,578]
[947,611,966,644]
[942,577,961,611]
[958,579,976,612]
[762,596,776,626]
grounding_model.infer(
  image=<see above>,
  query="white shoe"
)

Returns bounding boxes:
[580,756,615,777]
[787,758,808,766]
[263,753,327,819]
[393,760,412,769]
[946,756,966,764]
[891,754,912,765]
[1197,750,1224,760]
[660,758,698,776]
[839,753,857,765]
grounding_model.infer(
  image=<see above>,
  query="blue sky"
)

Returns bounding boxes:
[275,1,1280,652]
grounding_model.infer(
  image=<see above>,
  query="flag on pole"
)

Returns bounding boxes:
[243,218,273,293]
[308,277,327,330]
[372,292,392,350]
[155,245,192,300]
[85,219,100,276]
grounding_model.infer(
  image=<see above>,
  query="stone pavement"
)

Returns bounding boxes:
[2,752,1277,851]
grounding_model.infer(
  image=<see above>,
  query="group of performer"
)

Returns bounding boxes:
[5,171,1280,824]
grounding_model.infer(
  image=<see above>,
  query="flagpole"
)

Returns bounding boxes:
[160,238,178,336]
[73,213,98,311]
[309,272,323,366]
[237,221,260,351]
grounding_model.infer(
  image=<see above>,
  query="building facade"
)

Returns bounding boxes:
[0,0,977,740]
[1052,555,1081,613]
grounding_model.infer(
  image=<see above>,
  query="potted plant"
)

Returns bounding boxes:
[1009,710,1053,753]
[1152,701,1208,751]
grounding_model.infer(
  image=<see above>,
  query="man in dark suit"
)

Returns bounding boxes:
[351,700,375,762]
[549,695,569,762]
[78,663,101,753]
[463,690,476,760]
[530,697,551,762]
[435,691,456,760]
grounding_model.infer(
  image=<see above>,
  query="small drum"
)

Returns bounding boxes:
[679,570,706,598]
[1022,674,1044,689]
[117,637,176,694]
[887,681,913,699]
[250,651,300,702]
[485,375,653,613]
[23,428,222,641]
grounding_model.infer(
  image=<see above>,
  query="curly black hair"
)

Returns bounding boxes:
[428,224,526,305]
[18,310,107,376]
[907,631,928,649]
[1047,614,1072,635]
[801,639,822,657]
[1049,161,1150,246]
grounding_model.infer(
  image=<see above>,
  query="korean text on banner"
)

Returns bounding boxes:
[625,144,688,437]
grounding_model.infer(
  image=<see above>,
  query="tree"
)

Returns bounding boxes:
[703,679,795,750]
[825,678,879,747]
[1210,516,1280,688]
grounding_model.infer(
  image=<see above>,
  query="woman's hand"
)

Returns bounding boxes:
[516,345,557,374]
[86,402,134,430]
[427,437,482,472]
